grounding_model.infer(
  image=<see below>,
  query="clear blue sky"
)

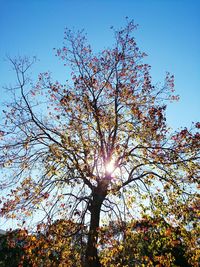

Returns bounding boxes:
[0,0,199,129]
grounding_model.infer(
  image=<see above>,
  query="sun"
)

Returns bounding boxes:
[105,159,115,174]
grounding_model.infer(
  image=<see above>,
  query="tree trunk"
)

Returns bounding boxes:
[84,191,105,267]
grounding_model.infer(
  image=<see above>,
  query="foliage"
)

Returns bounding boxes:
[0,220,85,267]
[0,229,30,267]
[0,20,199,266]
[100,215,199,267]
[0,207,199,267]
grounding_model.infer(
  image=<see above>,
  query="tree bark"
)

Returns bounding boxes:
[84,190,105,267]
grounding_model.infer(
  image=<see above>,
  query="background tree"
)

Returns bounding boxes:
[100,200,200,267]
[23,219,84,267]
[0,229,30,267]
[0,21,199,266]
[0,220,85,267]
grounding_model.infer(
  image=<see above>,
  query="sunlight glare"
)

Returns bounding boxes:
[105,159,115,174]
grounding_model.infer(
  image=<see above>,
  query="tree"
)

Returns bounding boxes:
[22,219,85,267]
[0,229,30,267]
[0,21,199,266]
[100,213,199,266]
[0,220,84,267]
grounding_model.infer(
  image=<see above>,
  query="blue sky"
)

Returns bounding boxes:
[0,0,199,129]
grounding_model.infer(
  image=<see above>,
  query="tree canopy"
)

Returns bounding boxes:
[0,21,199,266]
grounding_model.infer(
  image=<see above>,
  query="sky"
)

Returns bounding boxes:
[0,0,200,129]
